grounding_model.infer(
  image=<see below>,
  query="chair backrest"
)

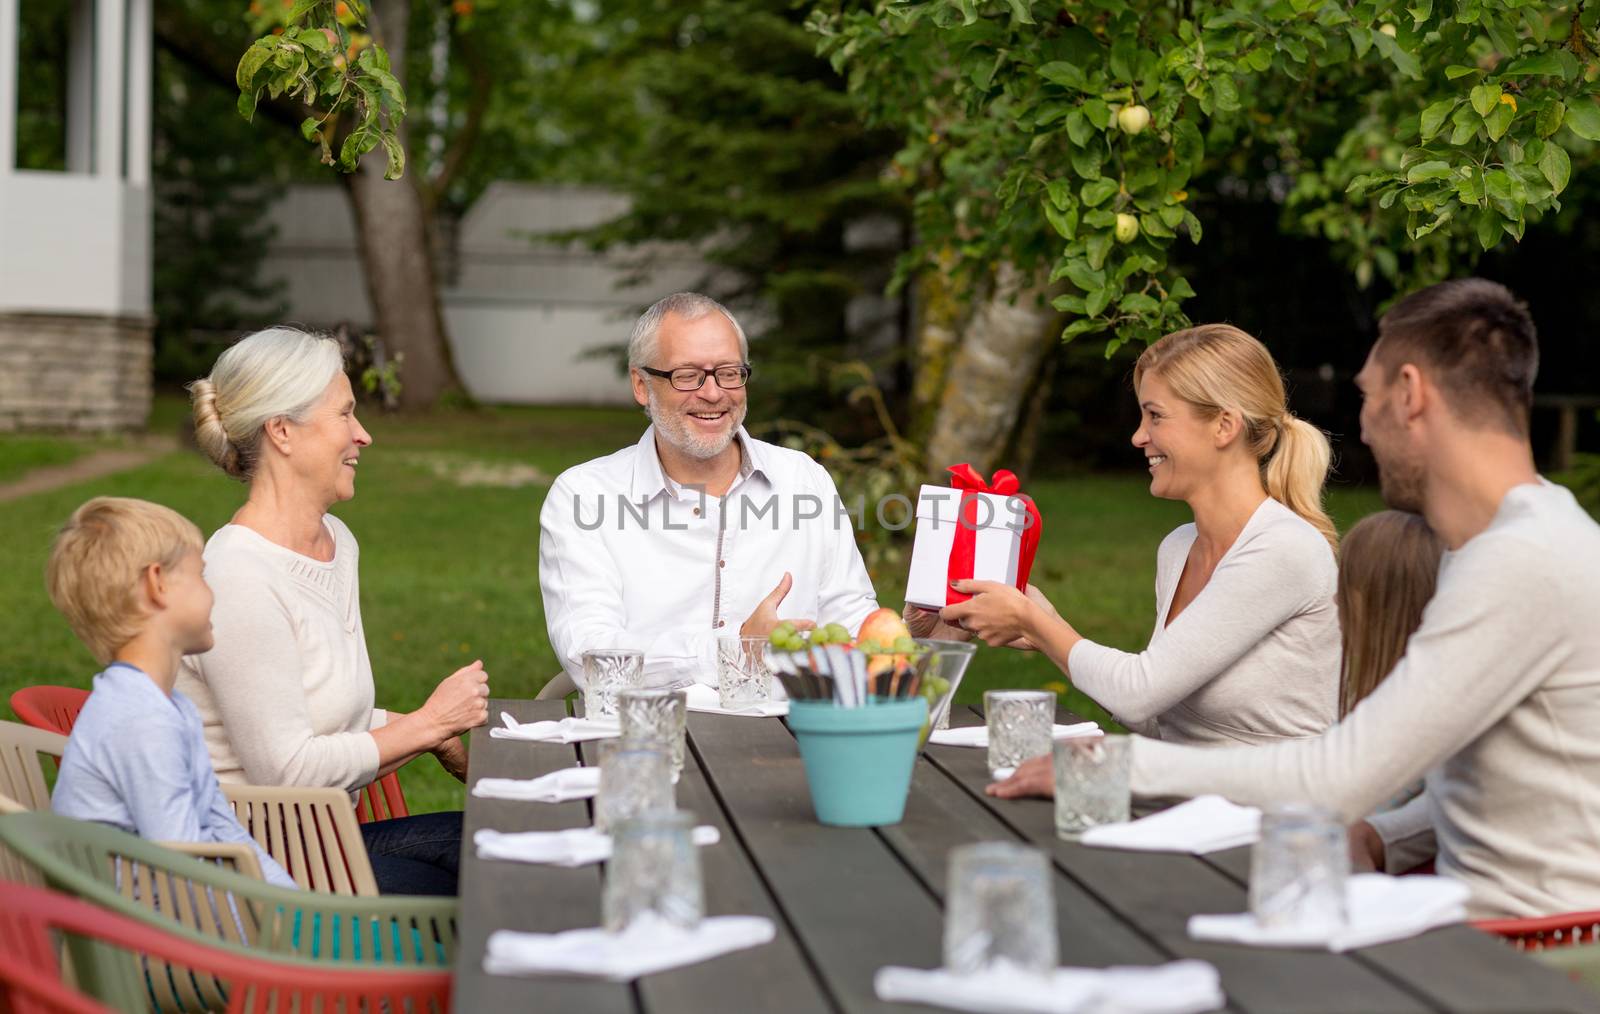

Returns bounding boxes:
[10,686,89,736]
[355,771,410,824]
[0,719,65,812]
[0,880,451,1013]
[0,811,458,968]
[222,783,379,896]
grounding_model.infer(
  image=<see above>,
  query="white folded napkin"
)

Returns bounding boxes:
[1188,873,1470,952]
[684,682,789,718]
[874,959,1224,1014]
[488,711,621,744]
[474,824,721,867]
[927,722,1100,749]
[1081,796,1260,855]
[484,913,775,980]
[471,766,602,803]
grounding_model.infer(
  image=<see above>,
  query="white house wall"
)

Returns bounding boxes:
[258,182,707,406]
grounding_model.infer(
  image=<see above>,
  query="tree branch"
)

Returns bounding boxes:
[152,7,315,135]
[423,25,493,209]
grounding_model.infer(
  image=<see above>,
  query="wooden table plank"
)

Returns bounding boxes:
[453,699,635,1014]
[687,711,949,1014]
[574,727,835,1014]
[1196,847,1599,1013]
[926,708,1434,1014]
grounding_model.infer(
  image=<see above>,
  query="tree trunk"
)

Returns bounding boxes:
[923,263,1062,479]
[1002,349,1058,480]
[344,0,462,411]
[907,249,965,448]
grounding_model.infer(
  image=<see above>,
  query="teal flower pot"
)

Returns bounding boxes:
[787,698,928,827]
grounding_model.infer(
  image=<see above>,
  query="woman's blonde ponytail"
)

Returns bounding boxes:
[1265,414,1337,552]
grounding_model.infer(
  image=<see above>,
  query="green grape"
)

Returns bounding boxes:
[891,636,917,653]
[926,676,950,696]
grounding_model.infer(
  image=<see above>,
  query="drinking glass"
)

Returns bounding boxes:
[922,640,978,731]
[603,811,704,933]
[1249,803,1350,932]
[716,636,773,710]
[984,690,1055,776]
[1052,735,1131,839]
[617,687,688,781]
[943,842,1057,976]
[581,648,645,719]
[593,744,674,834]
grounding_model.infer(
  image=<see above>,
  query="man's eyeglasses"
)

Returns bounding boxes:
[638,364,752,392]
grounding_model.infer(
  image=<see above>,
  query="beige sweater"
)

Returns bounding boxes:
[1132,482,1600,918]
[1068,498,1340,744]
[176,515,384,791]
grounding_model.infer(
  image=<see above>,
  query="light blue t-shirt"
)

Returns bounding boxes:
[51,664,296,889]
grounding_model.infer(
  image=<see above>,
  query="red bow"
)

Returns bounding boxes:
[944,463,1042,605]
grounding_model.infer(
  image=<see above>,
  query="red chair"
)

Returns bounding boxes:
[1474,910,1600,951]
[10,686,409,824]
[0,880,450,1012]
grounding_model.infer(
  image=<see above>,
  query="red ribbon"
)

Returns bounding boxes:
[943,463,1043,605]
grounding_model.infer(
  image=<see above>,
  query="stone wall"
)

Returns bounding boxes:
[0,313,153,431]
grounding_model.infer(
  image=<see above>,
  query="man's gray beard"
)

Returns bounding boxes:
[646,387,746,461]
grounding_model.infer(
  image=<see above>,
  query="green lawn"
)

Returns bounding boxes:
[0,435,95,485]
[0,400,1383,814]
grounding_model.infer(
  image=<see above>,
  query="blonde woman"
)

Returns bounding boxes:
[947,325,1341,794]
[177,327,489,895]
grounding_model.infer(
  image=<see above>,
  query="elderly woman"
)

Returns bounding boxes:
[177,326,489,895]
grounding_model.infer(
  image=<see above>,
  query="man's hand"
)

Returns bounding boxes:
[740,572,817,639]
[984,754,1054,799]
[903,602,972,642]
[1349,820,1385,873]
[433,736,469,782]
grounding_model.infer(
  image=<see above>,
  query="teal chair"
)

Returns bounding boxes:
[0,811,456,1011]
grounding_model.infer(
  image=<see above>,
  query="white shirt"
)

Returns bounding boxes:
[1132,481,1600,918]
[539,426,879,688]
[1068,498,1340,744]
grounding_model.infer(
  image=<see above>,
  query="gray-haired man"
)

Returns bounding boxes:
[538,292,879,689]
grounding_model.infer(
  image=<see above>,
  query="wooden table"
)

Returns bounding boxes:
[453,699,1595,1013]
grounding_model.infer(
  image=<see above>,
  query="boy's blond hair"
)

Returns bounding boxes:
[45,497,205,664]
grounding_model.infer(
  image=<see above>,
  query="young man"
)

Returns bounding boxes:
[539,292,884,689]
[46,496,296,889]
[1102,279,1600,919]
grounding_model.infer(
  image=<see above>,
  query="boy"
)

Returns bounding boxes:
[45,496,295,889]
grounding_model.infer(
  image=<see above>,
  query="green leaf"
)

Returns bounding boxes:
[1405,160,1453,182]
[1419,98,1457,141]
[1539,142,1571,196]
[1052,293,1087,312]
[1503,53,1565,77]
[1412,208,1453,239]
[380,132,406,180]
[1038,61,1087,90]
[1181,210,1203,242]
[1347,24,1373,58]
[1565,101,1600,141]
[1086,285,1113,318]
[1470,83,1501,117]
[1086,231,1113,270]
[235,42,274,93]
[1537,100,1566,138]
[1370,29,1421,79]
[1158,204,1185,228]
[1485,101,1515,141]
[1120,292,1160,314]
[1455,166,1486,204]
[1245,46,1272,72]
[299,116,320,142]
[365,67,408,116]
[297,27,332,53]
[1083,99,1112,130]
[1445,64,1479,79]
[286,0,323,22]
[1071,146,1102,180]
[1139,212,1175,238]
[1449,105,1480,145]
[1062,318,1102,341]
[1044,201,1078,239]
[1408,0,1433,21]
[339,125,380,172]
[1475,208,1500,251]
[1168,276,1197,301]
[1211,75,1241,113]
[236,89,259,123]
[1063,258,1104,292]
[1066,110,1093,147]
[1003,0,1035,23]
[1110,37,1137,81]
[1046,178,1074,210]
[1080,178,1118,207]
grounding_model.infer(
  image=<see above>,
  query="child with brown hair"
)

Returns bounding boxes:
[1336,510,1446,718]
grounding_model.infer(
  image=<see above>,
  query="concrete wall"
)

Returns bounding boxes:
[258,182,708,406]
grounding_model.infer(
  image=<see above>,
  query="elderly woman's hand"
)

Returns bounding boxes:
[421,660,490,741]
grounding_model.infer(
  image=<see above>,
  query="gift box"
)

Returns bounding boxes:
[903,464,1043,611]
